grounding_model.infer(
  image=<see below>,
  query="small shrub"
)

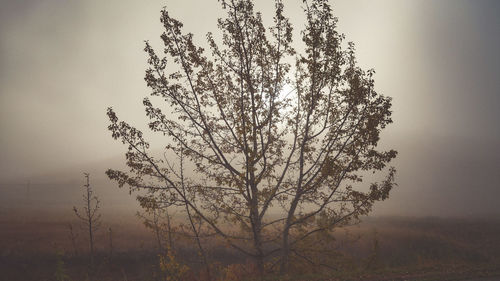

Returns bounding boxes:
[158,247,189,281]
[54,251,70,281]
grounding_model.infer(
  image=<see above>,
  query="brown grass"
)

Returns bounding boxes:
[1,209,500,281]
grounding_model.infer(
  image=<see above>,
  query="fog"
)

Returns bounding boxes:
[1,0,499,217]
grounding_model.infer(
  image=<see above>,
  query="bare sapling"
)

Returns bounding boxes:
[73,173,101,275]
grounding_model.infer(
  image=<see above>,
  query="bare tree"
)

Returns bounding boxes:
[73,173,101,271]
[138,202,168,252]
[108,227,113,261]
[176,148,211,280]
[67,223,79,257]
[106,0,396,277]
[137,148,212,280]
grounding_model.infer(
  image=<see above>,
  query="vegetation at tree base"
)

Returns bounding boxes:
[106,0,397,278]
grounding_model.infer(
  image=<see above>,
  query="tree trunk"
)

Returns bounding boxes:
[280,197,300,275]
[253,222,265,280]
[250,200,265,280]
[280,229,290,274]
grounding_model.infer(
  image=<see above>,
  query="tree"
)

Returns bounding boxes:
[106,0,396,277]
[73,173,101,274]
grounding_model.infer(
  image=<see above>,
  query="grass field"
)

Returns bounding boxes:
[1,208,500,281]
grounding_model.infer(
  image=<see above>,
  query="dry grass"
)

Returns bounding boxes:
[1,209,500,281]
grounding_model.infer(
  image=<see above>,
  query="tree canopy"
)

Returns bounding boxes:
[107,0,397,277]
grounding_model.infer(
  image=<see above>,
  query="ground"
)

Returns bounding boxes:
[1,208,500,281]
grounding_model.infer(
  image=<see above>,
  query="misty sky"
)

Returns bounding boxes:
[0,0,499,217]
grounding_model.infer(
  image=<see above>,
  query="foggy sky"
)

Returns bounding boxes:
[1,0,499,217]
